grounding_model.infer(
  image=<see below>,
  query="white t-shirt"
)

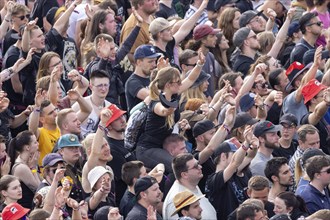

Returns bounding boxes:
[67,3,88,39]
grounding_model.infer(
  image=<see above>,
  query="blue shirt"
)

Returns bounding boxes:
[300,184,330,214]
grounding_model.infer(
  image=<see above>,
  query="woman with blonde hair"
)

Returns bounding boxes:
[136,56,205,173]
[218,7,241,62]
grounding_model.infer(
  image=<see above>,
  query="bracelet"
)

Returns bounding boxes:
[209,106,216,111]
[34,108,40,113]
[241,144,249,151]
[31,169,37,173]
[222,124,231,136]
[98,124,108,134]
[196,61,204,67]
[8,68,14,75]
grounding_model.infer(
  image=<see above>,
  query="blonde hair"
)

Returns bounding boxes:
[37,52,61,80]
[180,86,207,109]
[257,32,275,55]
[149,67,181,127]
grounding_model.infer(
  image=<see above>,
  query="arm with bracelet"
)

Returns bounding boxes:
[28,89,43,139]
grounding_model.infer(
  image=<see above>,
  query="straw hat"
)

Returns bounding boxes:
[171,191,205,216]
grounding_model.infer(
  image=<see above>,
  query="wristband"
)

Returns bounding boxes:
[209,106,216,111]
[241,144,249,151]
[222,124,231,136]
[98,124,108,134]
[196,61,204,67]
[31,169,37,173]
[34,108,40,113]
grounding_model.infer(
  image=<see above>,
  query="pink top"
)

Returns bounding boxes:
[312,9,330,47]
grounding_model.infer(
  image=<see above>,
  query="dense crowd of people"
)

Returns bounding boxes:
[0,0,329,219]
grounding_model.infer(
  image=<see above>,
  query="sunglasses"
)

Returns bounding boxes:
[184,63,196,67]
[307,21,322,27]
[320,168,330,174]
[254,82,268,89]
[187,161,200,170]
[16,14,30,20]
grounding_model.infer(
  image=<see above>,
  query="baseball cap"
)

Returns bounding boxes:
[285,62,312,93]
[302,79,327,104]
[233,27,251,48]
[171,191,205,216]
[239,10,263,28]
[213,142,238,158]
[193,24,220,41]
[134,176,157,197]
[193,119,215,137]
[105,104,126,127]
[287,21,300,37]
[46,7,59,25]
[301,148,325,167]
[239,93,256,112]
[303,49,330,65]
[233,112,259,129]
[88,166,113,189]
[253,120,282,137]
[149,17,176,35]
[2,203,30,220]
[134,45,162,60]
[42,153,64,167]
[279,113,298,126]
[57,134,82,149]
[186,70,210,88]
[214,0,237,11]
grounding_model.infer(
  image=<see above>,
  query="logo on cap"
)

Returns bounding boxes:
[69,135,76,142]
[10,207,18,214]
[266,122,273,128]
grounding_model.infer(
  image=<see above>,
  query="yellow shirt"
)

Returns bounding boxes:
[38,127,61,166]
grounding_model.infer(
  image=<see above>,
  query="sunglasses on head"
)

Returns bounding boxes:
[16,14,30,20]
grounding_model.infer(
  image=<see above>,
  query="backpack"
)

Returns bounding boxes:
[124,102,148,151]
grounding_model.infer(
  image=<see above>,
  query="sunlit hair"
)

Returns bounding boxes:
[37,52,61,80]
[218,7,240,45]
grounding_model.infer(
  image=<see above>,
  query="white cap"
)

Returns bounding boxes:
[88,166,113,189]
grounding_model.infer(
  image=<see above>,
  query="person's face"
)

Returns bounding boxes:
[12,11,29,27]
[91,77,110,98]
[253,74,268,96]
[263,132,280,149]
[41,104,58,125]
[145,183,162,205]
[277,164,294,187]
[185,159,203,181]
[28,135,39,153]
[159,27,173,42]
[48,56,63,76]
[200,80,209,92]
[102,13,117,37]
[182,56,198,73]
[267,57,282,73]
[139,58,157,76]
[246,30,261,50]
[1,180,22,201]
[311,90,325,107]
[94,173,111,190]
[299,132,320,150]
[253,210,267,220]
[186,200,203,220]
[248,16,265,33]
[233,11,241,30]
[274,197,291,215]
[204,34,218,48]
[249,188,269,203]
[30,28,45,50]
[170,141,188,157]
[280,122,296,142]
[60,146,81,165]
[219,35,230,50]
[249,105,258,118]
[276,71,290,92]
[141,0,158,15]
[201,128,216,145]
[99,138,112,162]
[109,115,127,132]
[0,143,6,160]
[307,17,323,36]
[139,166,148,178]
[318,165,330,186]
[64,112,81,135]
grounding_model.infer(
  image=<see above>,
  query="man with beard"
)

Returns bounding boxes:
[105,104,136,205]
[56,109,82,137]
[120,0,158,63]
[250,120,281,176]
[233,27,261,77]
[264,157,294,203]
[126,176,163,220]
[125,45,160,112]
[171,191,203,220]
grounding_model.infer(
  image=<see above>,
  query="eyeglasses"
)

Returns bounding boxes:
[307,21,323,27]
[16,14,30,20]
[93,83,109,89]
[320,168,330,174]
[49,60,62,68]
[187,161,200,170]
[50,166,66,174]
[184,63,196,67]
[254,82,268,89]
[47,107,59,115]
[281,124,296,130]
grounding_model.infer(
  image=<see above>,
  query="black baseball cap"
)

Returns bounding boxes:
[134,176,157,197]
[253,120,282,137]
[233,112,259,130]
[193,119,215,137]
[279,113,298,126]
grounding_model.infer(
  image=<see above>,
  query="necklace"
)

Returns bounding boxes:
[90,97,104,110]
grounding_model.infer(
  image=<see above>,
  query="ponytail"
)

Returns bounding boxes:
[7,131,33,169]
[149,79,160,100]
[7,137,17,170]
[294,158,304,187]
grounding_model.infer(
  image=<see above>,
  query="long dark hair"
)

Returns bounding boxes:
[7,131,34,169]
[277,191,308,214]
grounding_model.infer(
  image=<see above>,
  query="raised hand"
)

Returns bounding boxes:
[67,89,81,101]
[323,87,330,105]
[66,197,79,210]
[100,176,111,194]
[27,151,40,169]
[200,0,209,10]
[197,49,206,65]
[100,108,113,126]
[253,63,267,76]
[0,153,11,176]
[157,56,170,70]
[85,4,94,20]
[67,69,82,82]
[132,6,143,25]
[53,165,66,183]
[26,18,38,31]
[50,65,62,82]
[97,37,111,59]
[178,118,191,131]
[274,91,283,106]
[55,186,66,208]
[34,88,43,107]
[266,8,277,21]
[0,92,9,112]
[314,45,323,67]
[223,105,236,128]
[286,8,295,21]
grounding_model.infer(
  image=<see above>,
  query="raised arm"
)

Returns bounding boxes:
[28,89,43,139]
[308,87,330,125]
[265,9,276,32]
[0,1,13,40]
[173,0,209,44]
[66,89,92,123]
[22,18,38,53]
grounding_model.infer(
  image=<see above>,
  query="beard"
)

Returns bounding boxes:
[264,140,279,150]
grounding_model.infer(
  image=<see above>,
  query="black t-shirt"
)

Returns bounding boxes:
[119,190,136,219]
[232,54,255,77]
[206,171,250,220]
[290,38,314,64]
[125,74,150,112]
[266,102,281,125]
[193,150,215,194]
[3,45,24,105]
[106,137,136,205]
[301,113,330,154]
[154,39,176,67]
[126,203,162,220]
[155,3,178,19]
[86,195,114,219]
[31,0,59,29]
[272,140,298,160]
[2,29,18,56]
